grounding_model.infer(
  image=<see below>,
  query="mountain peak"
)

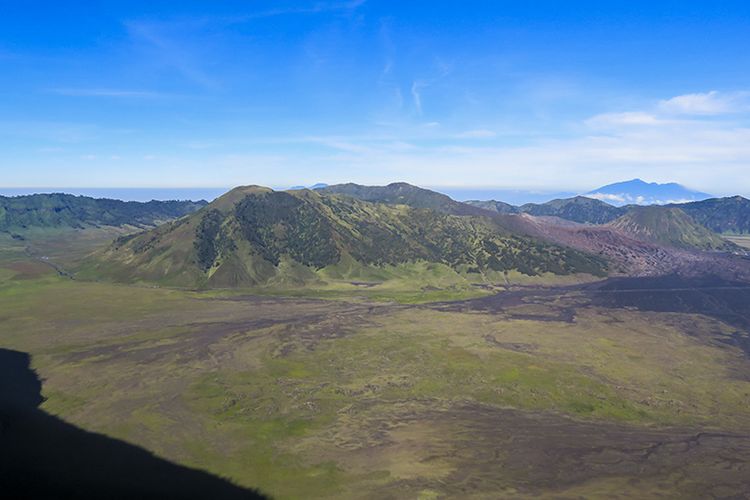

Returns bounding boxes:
[586,179,712,207]
[609,206,734,251]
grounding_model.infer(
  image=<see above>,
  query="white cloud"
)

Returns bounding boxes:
[586,111,663,128]
[232,0,367,20]
[658,90,749,115]
[10,89,750,196]
[587,192,626,203]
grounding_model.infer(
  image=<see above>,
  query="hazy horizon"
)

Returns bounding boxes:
[0,180,730,205]
[0,185,578,204]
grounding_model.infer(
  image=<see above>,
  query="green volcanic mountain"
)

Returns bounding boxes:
[670,196,750,234]
[608,206,736,251]
[463,199,519,215]
[316,182,490,216]
[519,196,624,224]
[0,193,207,232]
[466,196,624,224]
[81,186,607,288]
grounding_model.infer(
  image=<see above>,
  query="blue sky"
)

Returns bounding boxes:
[2,1,750,195]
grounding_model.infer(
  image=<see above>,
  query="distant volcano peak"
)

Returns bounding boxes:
[585,179,712,206]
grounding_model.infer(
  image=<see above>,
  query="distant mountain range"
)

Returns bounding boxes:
[288,183,329,190]
[5,182,750,288]
[466,194,750,234]
[0,193,207,232]
[72,181,750,289]
[468,196,623,224]
[584,179,712,206]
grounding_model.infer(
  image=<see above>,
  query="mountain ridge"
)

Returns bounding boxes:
[0,193,207,232]
[467,193,750,235]
[316,182,493,216]
[80,186,608,288]
[607,206,736,251]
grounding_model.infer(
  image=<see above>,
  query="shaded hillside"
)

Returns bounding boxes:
[608,206,735,251]
[0,193,206,231]
[520,196,624,224]
[464,199,518,214]
[316,182,490,216]
[0,348,264,500]
[81,186,607,288]
[466,196,624,224]
[672,196,750,235]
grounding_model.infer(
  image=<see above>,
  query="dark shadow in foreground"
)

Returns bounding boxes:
[0,348,267,500]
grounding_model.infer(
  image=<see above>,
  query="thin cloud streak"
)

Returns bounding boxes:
[125,20,218,89]
[658,90,750,115]
[48,88,163,98]
[231,0,367,20]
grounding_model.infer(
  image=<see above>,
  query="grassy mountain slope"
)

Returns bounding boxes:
[81,187,607,288]
[0,193,206,231]
[671,196,750,235]
[466,196,624,224]
[464,199,519,214]
[520,196,624,224]
[316,182,490,216]
[608,206,735,251]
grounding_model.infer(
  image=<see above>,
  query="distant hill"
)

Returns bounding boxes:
[608,206,735,251]
[586,179,712,206]
[519,196,624,224]
[464,199,518,214]
[468,193,750,235]
[0,193,207,232]
[466,196,624,224]
[288,183,329,190]
[80,186,607,288]
[670,196,750,235]
[316,182,491,216]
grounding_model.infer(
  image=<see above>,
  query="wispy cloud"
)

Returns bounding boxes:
[658,90,750,115]
[587,91,750,130]
[409,58,453,115]
[125,20,217,88]
[219,89,750,194]
[411,81,426,115]
[232,0,367,20]
[48,88,162,98]
[586,111,664,128]
[0,120,98,143]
